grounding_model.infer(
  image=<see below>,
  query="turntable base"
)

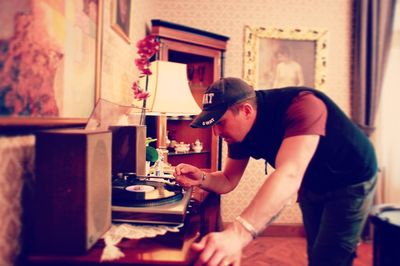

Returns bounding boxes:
[111,187,192,225]
[111,173,192,225]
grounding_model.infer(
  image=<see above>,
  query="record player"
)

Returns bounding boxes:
[111,172,192,225]
[83,100,193,226]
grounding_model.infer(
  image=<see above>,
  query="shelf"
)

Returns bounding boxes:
[167,115,195,121]
[168,150,210,156]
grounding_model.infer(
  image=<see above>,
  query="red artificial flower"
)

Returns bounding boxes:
[132,35,160,101]
[131,81,149,100]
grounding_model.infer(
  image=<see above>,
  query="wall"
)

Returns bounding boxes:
[375,2,400,204]
[0,0,353,264]
[146,0,353,223]
[100,0,154,106]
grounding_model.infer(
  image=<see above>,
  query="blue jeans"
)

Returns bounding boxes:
[299,176,377,266]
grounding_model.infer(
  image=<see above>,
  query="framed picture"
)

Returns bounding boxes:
[243,26,328,90]
[111,0,131,43]
[0,0,103,127]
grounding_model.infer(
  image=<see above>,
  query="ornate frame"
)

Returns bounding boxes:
[111,0,131,44]
[243,26,328,90]
[0,0,103,127]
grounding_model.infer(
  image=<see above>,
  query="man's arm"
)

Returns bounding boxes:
[228,134,320,247]
[190,135,320,266]
[202,157,249,194]
[174,157,249,194]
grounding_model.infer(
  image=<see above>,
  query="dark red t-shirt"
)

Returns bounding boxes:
[229,92,327,159]
[227,88,377,192]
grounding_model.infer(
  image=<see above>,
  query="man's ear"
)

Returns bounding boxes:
[241,103,254,117]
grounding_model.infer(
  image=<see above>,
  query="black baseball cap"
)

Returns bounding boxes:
[190,77,255,128]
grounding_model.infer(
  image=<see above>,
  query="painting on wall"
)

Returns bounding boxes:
[243,26,328,91]
[0,0,102,126]
[111,0,131,43]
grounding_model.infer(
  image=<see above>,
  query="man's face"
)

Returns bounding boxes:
[211,108,249,144]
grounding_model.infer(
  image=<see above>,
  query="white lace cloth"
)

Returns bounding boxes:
[100,223,183,261]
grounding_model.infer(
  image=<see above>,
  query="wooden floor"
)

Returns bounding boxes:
[241,237,373,266]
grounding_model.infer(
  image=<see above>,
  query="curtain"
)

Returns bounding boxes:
[377,3,400,204]
[352,0,397,136]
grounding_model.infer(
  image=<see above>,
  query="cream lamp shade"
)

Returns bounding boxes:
[143,60,201,150]
[145,60,201,115]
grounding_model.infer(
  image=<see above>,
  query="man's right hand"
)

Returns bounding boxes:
[174,163,204,188]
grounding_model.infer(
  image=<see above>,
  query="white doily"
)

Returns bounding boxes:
[100,223,183,261]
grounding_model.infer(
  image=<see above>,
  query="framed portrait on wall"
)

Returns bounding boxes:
[111,0,131,43]
[0,0,103,127]
[243,26,328,91]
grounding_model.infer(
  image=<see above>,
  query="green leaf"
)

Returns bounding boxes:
[145,137,157,145]
[146,146,158,162]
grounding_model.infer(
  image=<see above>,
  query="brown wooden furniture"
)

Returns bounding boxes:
[26,189,221,266]
[150,19,229,172]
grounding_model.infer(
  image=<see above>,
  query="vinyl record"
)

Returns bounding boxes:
[112,179,183,207]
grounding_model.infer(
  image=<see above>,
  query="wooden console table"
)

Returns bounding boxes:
[26,190,221,266]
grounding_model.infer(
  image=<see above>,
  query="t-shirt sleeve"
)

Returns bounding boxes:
[284,92,327,138]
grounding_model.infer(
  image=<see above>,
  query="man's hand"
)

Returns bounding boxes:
[192,229,243,266]
[174,163,203,188]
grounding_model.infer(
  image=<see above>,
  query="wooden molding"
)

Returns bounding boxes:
[151,19,229,51]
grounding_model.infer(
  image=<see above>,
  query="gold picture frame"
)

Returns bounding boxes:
[243,26,328,90]
[0,0,103,127]
[111,0,131,44]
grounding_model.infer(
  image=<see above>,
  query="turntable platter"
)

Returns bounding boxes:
[112,179,184,207]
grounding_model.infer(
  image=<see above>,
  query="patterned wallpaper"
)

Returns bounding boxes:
[0,136,35,266]
[146,0,353,223]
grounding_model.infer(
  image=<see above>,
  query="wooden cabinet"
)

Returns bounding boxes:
[149,20,229,172]
[26,193,222,265]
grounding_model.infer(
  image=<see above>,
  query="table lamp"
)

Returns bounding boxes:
[145,60,201,150]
